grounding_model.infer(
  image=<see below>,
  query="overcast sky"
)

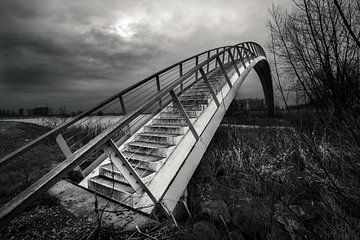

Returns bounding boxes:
[0,0,293,112]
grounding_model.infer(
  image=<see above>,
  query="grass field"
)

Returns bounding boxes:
[0,121,64,206]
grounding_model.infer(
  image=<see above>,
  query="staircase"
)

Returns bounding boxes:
[0,42,274,224]
[79,63,237,213]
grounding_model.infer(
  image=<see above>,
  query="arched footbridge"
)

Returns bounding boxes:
[0,42,274,224]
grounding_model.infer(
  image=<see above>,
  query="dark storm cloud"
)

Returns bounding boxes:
[0,0,293,110]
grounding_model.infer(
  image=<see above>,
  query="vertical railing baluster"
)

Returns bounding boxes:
[215,48,219,68]
[179,63,183,92]
[253,44,257,56]
[207,51,210,73]
[156,75,162,108]
[216,56,232,87]
[247,42,254,57]
[170,90,199,140]
[243,44,251,63]
[222,47,226,63]
[195,56,199,80]
[119,95,126,115]
[199,68,220,107]
[56,134,84,178]
[248,42,253,55]
[236,46,246,68]
[227,48,241,77]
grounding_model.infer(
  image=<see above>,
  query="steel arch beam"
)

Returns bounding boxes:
[253,59,275,116]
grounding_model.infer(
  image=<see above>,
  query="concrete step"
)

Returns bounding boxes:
[136,132,183,145]
[194,81,224,90]
[126,141,175,158]
[122,151,166,171]
[184,90,215,96]
[88,176,142,207]
[179,93,211,100]
[160,110,201,118]
[152,117,195,126]
[188,86,213,91]
[144,124,189,135]
[185,89,211,94]
[180,98,210,105]
[193,80,221,86]
[166,104,206,112]
[99,163,155,184]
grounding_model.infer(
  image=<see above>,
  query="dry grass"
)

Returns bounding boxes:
[186,122,360,240]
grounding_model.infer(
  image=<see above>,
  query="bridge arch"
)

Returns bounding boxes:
[0,42,274,225]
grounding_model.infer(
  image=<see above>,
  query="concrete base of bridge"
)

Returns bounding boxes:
[48,180,156,230]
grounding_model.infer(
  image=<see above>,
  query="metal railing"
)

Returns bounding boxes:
[0,41,266,223]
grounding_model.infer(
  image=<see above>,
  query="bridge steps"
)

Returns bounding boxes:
[81,60,244,212]
[83,76,221,208]
[126,141,175,158]
[88,176,141,207]
[135,132,183,145]
[144,124,189,135]
[151,117,195,126]
[159,111,201,118]
[165,104,206,112]
[99,163,155,184]
[123,152,166,171]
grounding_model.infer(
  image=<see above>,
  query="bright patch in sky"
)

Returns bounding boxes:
[110,15,137,40]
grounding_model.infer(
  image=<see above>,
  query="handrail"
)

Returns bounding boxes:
[0,42,267,223]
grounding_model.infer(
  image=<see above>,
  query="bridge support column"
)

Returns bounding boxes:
[253,60,275,116]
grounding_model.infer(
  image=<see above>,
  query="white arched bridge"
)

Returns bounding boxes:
[0,42,274,225]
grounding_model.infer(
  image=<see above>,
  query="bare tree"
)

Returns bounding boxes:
[269,0,360,144]
[334,0,360,48]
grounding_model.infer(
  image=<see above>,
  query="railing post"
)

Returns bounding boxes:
[56,134,84,178]
[207,51,210,73]
[106,139,171,217]
[119,95,126,115]
[179,64,183,92]
[236,46,246,68]
[156,75,162,108]
[199,68,220,107]
[246,42,254,57]
[169,90,199,140]
[216,56,232,87]
[195,56,199,80]
[215,48,219,68]
[222,47,226,63]
[253,44,259,56]
[242,44,251,63]
[250,43,257,56]
[227,49,241,77]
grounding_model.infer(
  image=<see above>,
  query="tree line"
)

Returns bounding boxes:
[269,0,360,144]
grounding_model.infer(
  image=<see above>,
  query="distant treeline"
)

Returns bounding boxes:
[0,106,83,118]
